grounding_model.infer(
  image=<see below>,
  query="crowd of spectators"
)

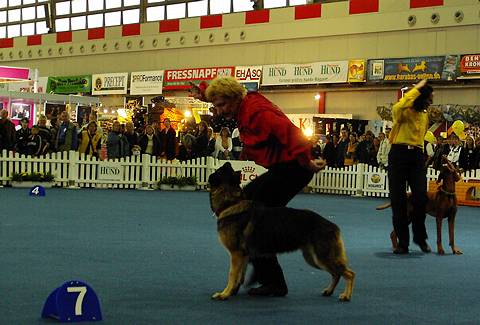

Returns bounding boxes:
[0,108,243,162]
[312,127,480,171]
[1,107,480,170]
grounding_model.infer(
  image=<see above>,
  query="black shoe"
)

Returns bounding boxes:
[393,246,409,255]
[247,285,288,297]
[414,240,432,253]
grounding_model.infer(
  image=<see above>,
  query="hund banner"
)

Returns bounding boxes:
[261,61,348,86]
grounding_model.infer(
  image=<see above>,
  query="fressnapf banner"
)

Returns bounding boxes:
[163,67,235,90]
[458,54,480,79]
[261,61,348,86]
[130,70,164,95]
[92,73,128,95]
[367,55,458,82]
[235,66,262,92]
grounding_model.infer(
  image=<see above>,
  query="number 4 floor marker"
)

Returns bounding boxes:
[41,280,102,322]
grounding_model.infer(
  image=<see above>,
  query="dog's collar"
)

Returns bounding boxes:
[440,187,456,197]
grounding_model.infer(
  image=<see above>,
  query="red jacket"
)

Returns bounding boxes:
[236,92,312,168]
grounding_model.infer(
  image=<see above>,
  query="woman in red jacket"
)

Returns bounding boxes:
[205,77,326,297]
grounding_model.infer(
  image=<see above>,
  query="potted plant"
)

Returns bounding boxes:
[158,176,197,191]
[10,171,55,188]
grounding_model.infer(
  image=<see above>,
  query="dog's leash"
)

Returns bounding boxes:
[440,187,456,197]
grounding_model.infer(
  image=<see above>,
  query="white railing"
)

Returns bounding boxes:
[1,149,480,198]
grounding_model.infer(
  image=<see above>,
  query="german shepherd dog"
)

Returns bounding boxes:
[377,156,463,255]
[208,162,355,301]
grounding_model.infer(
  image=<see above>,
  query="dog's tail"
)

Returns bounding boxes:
[376,202,391,210]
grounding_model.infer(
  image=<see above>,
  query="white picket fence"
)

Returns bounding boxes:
[1,149,480,198]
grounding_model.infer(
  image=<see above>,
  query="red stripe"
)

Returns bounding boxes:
[159,19,180,33]
[245,9,270,24]
[56,31,72,43]
[0,38,13,48]
[88,27,105,40]
[122,23,141,36]
[410,0,443,8]
[349,0,379,14]
[295,3,321,20]
[27,35,42,46]
[200,15,222,29]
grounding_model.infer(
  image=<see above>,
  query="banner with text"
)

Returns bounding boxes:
[348,60,366,83]
[97,162,124,181]
[92,72,128,95]
[458,54,480,79]
[261,61,348,86]
[130,70,164,95]
[367,55,458,82]
[234,66,262,92]
[46,75,92,94]
[365,172,386,191]
[163,67,235,90]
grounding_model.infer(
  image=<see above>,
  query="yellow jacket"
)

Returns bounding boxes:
[78,130,102,156]
[389,88,429,149]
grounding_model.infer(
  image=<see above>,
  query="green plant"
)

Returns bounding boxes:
[158,176,197,188]
[11,171,55,182]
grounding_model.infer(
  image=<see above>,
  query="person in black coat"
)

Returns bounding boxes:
[159,118,177,161]
[139,125,162,157]
[193,121,210,158]
[459,136,476,170]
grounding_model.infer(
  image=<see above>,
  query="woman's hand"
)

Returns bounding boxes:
[308,159,327,173]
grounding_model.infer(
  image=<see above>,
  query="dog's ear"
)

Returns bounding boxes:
[222,162,233,170]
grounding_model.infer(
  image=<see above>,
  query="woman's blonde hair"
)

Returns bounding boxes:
[205,77,246,101]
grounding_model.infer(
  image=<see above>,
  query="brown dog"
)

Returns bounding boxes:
[377,156,463,255]
[209,162,355,301]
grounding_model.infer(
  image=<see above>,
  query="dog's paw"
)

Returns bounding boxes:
[338,293,351,302]
[437,247,445,255]
[211,292,230,300]
[452,247,463,255]
[322,289,333,297]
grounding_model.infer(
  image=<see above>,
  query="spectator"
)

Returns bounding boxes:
[107,120,130,159]
[55,111,78,152]
[377,128,391,169]
[0,109,16,151]
[193,121,210,158]
[24,126,43,157]
[159,118,177,161]
[139,125,161,157]
[124,121,139,156]
[36,115,53,154]
[207,127,216,157]
[214,126,233,160]
[310,135,322,160]
[15,117,31,155]
[322,134,338,167]
[336,128,349,167]
[356,131,374,165]
[78,121,102,158]
[371,137,380,167]
[231,128,243,160]
[345,132,358,166]
[177,133,195,161]
[446,133,462,166]
[459,136,476,170]
[431,136,450,170]
[474,137,480,170]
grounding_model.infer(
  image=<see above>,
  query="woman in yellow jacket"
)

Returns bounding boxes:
[388,79,432,255]
[78,121,102,158]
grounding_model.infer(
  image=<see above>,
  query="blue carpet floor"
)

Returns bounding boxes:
[0,188,479,325]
